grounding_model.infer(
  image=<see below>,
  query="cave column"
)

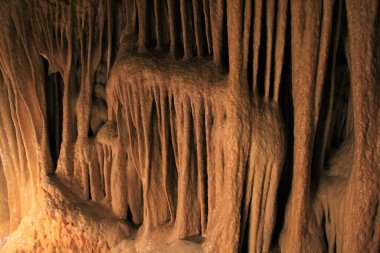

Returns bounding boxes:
[207,0,251,252]
[343,0,380,251]
[280,0,334,252]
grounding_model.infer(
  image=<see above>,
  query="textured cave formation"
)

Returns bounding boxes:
[0,0,379,252]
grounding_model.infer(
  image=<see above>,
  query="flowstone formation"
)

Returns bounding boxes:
[0,0,379,252]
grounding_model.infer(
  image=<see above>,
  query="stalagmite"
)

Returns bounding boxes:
[0,0,378,252]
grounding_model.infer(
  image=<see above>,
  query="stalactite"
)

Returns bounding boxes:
[264,0,275,101]
[167,0,179,57]
[202,0,212,55]
[315,0,343,173]
[192,0,206,56]
[273,0,287,103]
[242,0,251,85]
[209,0,224,66]
[252,0,263,93]
[180,0,195,59]
[59,0,75,177]
[136,0,148,52]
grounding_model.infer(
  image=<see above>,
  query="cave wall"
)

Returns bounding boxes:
[0,0,379,252]
[0,161,9,228]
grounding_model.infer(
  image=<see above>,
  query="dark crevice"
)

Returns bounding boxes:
[43,58,63,173]
[271,2,292,247]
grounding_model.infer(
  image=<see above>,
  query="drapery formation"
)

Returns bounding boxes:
[0,0,378,252]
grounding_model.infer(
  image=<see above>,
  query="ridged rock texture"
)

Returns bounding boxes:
[0,0,379,252]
